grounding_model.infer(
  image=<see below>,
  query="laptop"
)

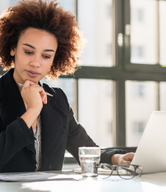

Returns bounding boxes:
[131,111,166,174]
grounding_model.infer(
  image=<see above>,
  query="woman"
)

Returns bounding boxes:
[0,0,134,172]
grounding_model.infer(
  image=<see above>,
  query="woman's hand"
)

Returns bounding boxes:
[21,80,47,112]
[111,153,135,165]
[20,80,47,128]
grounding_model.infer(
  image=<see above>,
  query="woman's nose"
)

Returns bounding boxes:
[29,55,40,67]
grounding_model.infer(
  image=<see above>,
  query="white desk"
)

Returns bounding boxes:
[0,171,166,192]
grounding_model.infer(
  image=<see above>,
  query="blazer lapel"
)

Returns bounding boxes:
[41,94,67,156]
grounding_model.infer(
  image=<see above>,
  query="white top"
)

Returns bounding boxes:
[33,115,42,171]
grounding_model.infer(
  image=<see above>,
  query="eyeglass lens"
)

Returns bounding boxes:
[117,165,142,179]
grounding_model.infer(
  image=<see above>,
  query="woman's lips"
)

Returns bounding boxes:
[26,70,40,78]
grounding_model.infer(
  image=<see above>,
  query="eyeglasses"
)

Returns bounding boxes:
[98,163,143,180]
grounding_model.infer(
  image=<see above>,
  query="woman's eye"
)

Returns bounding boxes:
[25,50,33,55]
[43,55,51,59]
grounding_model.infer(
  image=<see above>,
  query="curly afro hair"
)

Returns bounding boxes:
[0,0,84,78]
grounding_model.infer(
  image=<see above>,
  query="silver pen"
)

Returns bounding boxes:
[18,83,53,97]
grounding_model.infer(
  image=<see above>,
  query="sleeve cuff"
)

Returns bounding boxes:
[100,148,127,164]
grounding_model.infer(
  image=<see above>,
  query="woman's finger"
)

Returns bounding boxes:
[22,80,36,88]
[30,85,47,104]
[21,80,47,104]
[39,87,47,104]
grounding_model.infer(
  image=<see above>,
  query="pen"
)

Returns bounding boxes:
[18,83,53,97]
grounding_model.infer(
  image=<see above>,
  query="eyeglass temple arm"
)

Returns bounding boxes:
[98,163,141,176]
[120,167,140,176]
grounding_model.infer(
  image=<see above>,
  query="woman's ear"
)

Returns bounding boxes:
[10,49,15,56]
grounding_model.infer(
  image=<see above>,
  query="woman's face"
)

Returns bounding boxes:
[12,27,58,84]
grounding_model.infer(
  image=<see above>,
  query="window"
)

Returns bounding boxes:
[1,0,166,148]
[132,83,145,98]
[131,8,144,23]
[137,9,144,22]
[131,46,145,63]
[160,82,166,111]
[78,0,113,67]
[133,122,146,135]
[107,121,113,134]
[126,81,157,146]
[159,1,166,65]
[107,4,112,18]
[124,0,166,146]
[78,79,113,147]
[137,84,144,97]
[41,78,75,111]
[130,0,157,64]
[130,121,146,146]
[106,43,112,57]
[58,0,75,14]
[11,0,17,3]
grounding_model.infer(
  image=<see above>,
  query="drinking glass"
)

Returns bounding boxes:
[78,147,101,177]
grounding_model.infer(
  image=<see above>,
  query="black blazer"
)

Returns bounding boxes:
[0,69,125,172]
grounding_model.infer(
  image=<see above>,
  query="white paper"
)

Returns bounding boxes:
[0,172,81,182]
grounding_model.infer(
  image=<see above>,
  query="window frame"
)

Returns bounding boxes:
[0,0,166,147]
[73,0,166,146]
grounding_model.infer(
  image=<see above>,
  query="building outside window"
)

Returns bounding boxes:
[131,8,144,23]
[132,83,145,98]
[133,122,146,135]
